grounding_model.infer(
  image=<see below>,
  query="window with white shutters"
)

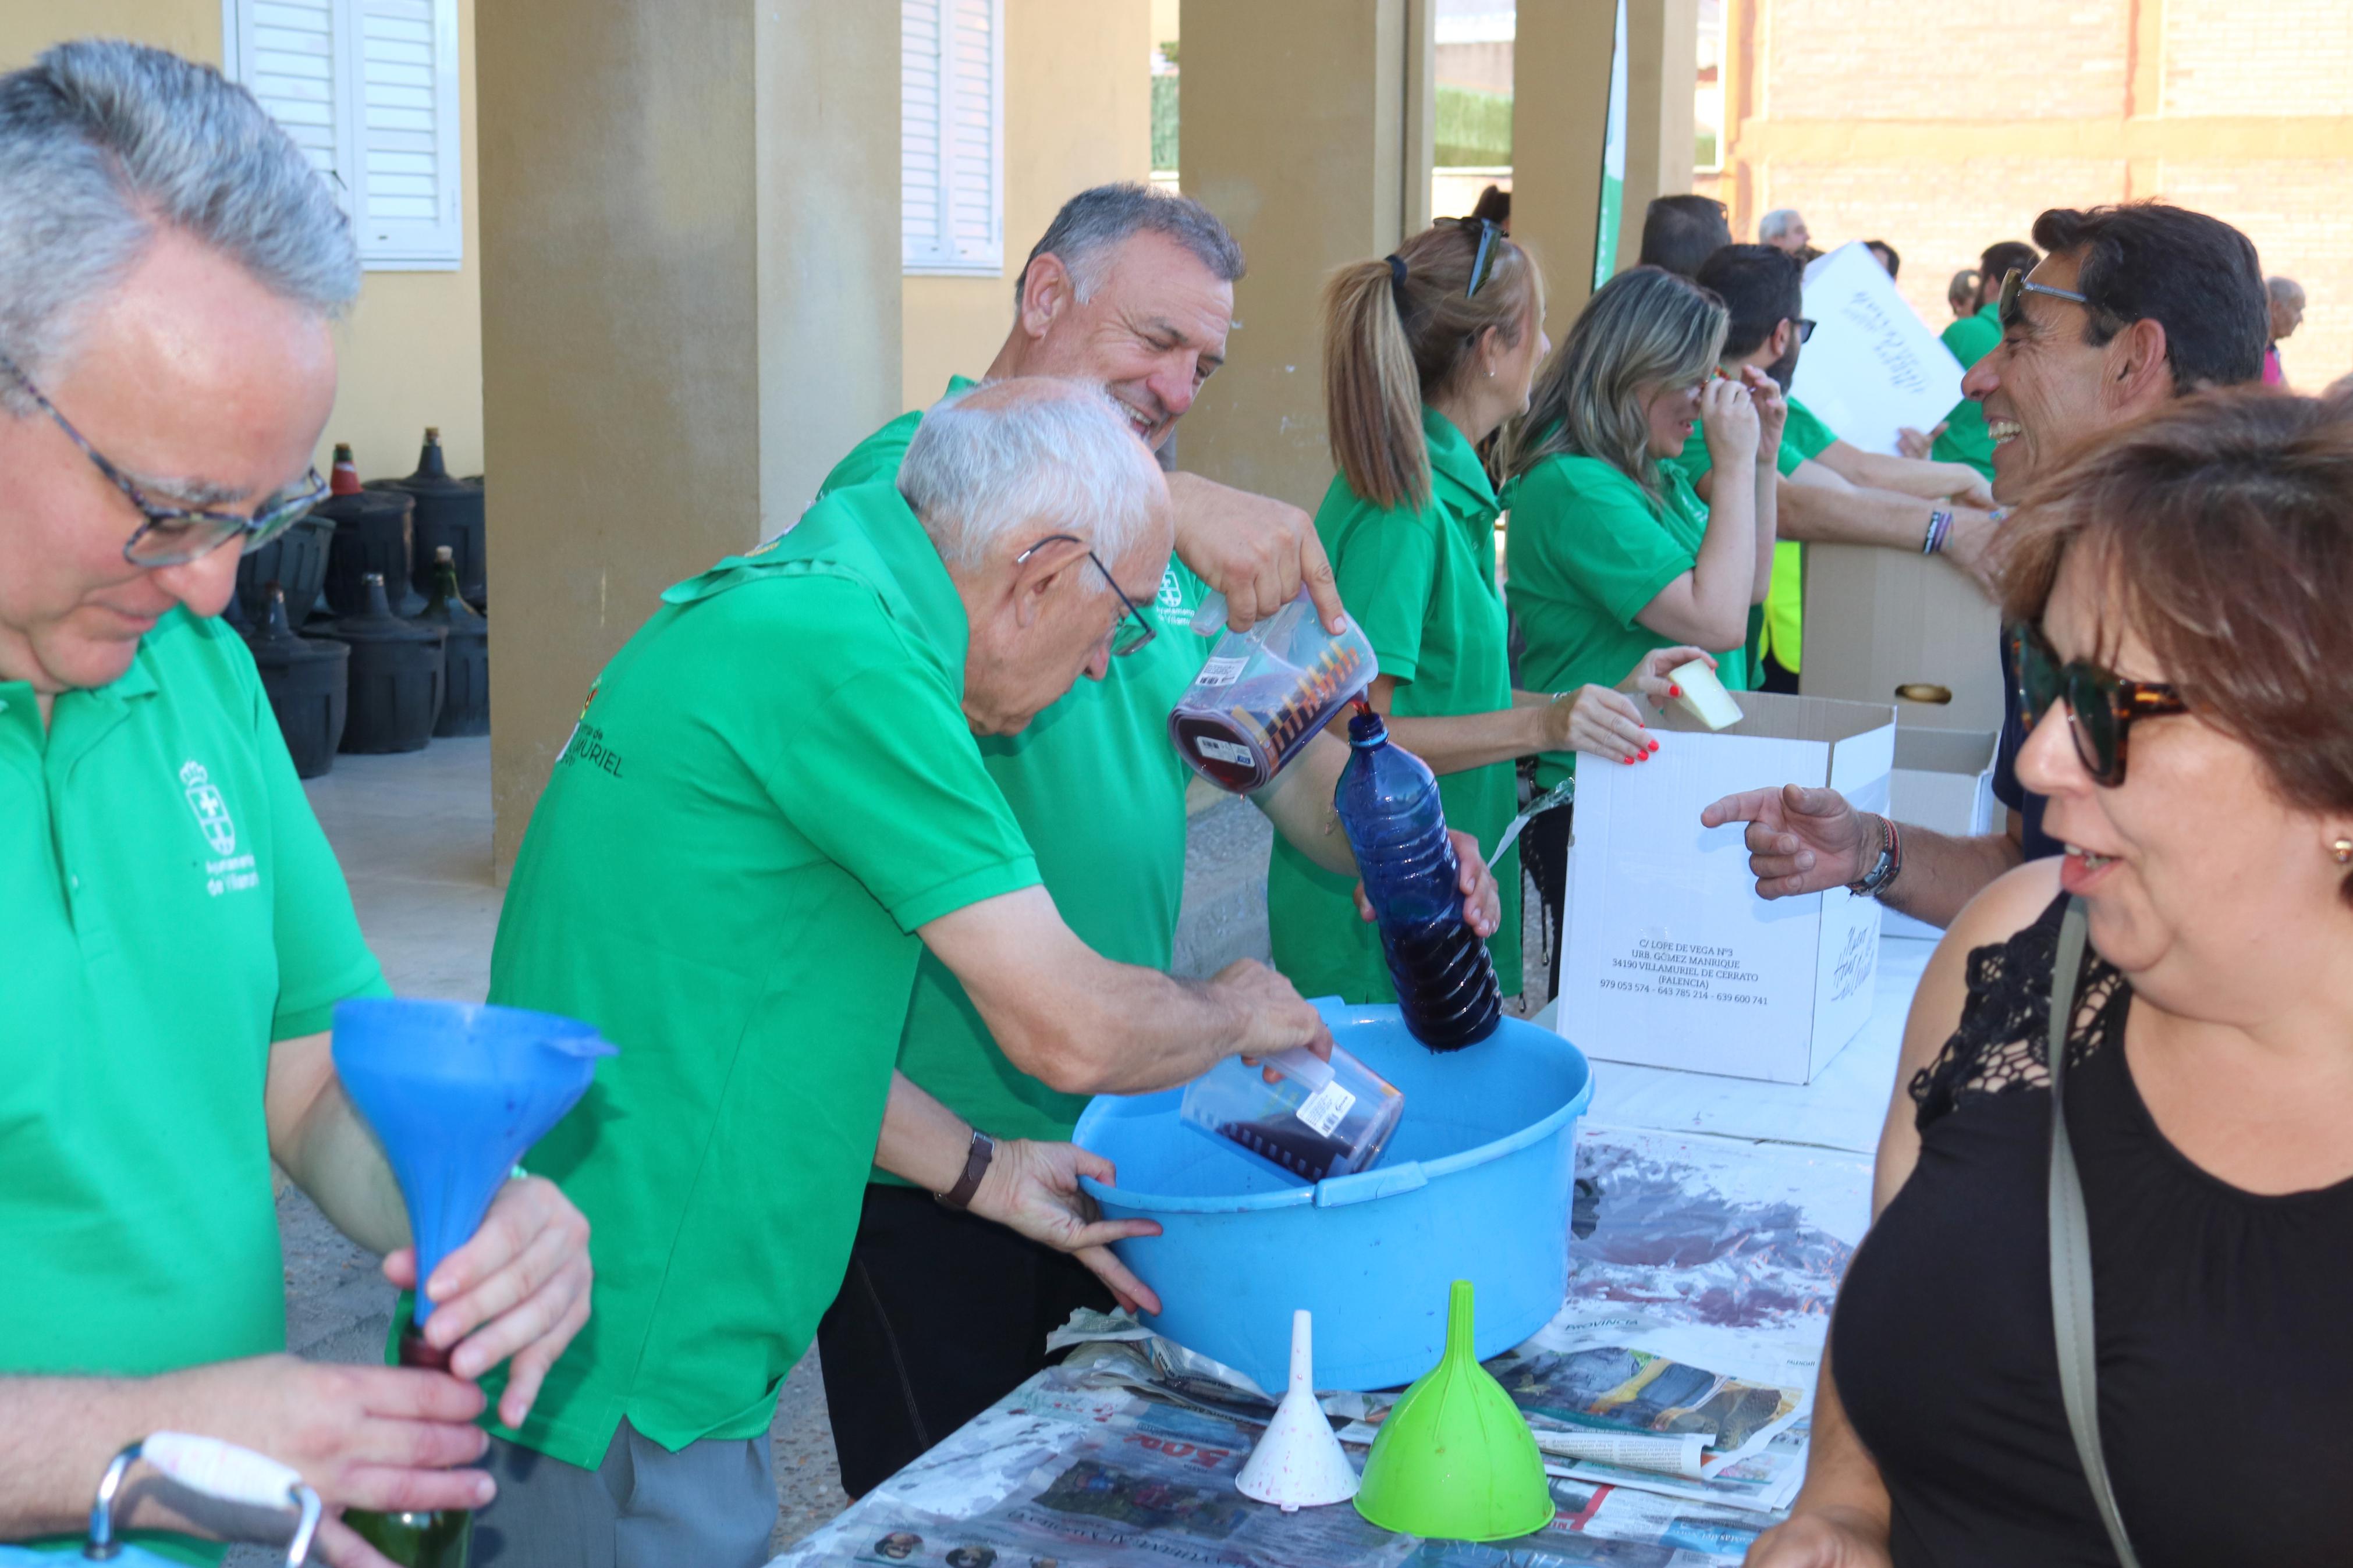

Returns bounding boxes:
[225,0,463,271]
[901,0,1004,276]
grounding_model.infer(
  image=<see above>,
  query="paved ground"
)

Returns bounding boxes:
[242,740,1549,1561]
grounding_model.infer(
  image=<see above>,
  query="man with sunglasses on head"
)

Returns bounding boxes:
[809,183,1503,1503]
[1676,244,2003,694]
[1701,202,2268,929]
[0,42,592,1566]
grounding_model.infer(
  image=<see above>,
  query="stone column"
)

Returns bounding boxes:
[477,0,899,874]
[1512,1,1619,320]
[1613,0,1699,268]
[1176,0,1433,511]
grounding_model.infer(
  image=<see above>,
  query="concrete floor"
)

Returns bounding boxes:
[251,737,1548,1561]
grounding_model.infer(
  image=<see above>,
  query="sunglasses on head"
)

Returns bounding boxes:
[1996,266,2092,335]
[1453,216,1502,299]
[2003,619,2185,787]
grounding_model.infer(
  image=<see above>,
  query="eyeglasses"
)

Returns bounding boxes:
[0,350,328,568]
[1996,267,2092,336]
[1015,534,1158,658]
[1453,217,1503,299]
[1794,318,1818,343]
[2004,620,2186,787]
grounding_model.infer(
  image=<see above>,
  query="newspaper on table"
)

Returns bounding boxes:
[1787,240,1967,457]
[1044,1125,1871,1516]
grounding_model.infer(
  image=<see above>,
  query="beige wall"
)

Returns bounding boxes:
[900,0,1154,411]
[0,0,486,478]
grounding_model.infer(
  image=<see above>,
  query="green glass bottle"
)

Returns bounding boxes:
[343,1318,475,1567]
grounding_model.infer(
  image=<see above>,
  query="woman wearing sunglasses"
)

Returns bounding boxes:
[1500,265,1779,990]
[1264,218,1647,1007]
[1749,390,2353,1568]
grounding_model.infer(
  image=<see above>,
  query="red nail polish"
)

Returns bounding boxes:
[1670,684,1683,698]
[1623,756,1635,765]
[1649,739,1660,752]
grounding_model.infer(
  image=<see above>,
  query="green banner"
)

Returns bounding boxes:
[1594,0,1628,289]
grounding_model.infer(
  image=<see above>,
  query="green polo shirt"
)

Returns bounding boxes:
[3,609,385,1563]
[1265,405,1521,1000]
[1506,449,1748,789]
[815,379,1217,1168]
[1665,394,1833,676]
[1933,303,2001,480]
[484,481,1042,1469]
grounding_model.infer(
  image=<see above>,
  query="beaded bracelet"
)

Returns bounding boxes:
[1922,509,1954,556]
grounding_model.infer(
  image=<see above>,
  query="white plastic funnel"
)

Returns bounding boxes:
[1236,1310,1361,1512]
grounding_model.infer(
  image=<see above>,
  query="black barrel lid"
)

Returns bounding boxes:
[368,426,481,499]
[245,583,346,667]
[325,574,446,645]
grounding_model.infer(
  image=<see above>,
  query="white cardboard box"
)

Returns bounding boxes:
[1559,690,1895,1085]
[1880,728,1999,941]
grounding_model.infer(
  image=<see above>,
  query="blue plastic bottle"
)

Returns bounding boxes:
[1335,706,1503,1050]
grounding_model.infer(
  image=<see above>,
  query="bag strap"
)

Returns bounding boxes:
[2046,895,2142,1568]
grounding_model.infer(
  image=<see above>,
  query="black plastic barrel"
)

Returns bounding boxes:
[244,582,349,778]
[235,510,336,626]
[317,490,423,618]
[367,429,486,609]
[326,573,445,753]
[416,546,489,738]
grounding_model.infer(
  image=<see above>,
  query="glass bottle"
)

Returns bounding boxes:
[341,1317,475,1567]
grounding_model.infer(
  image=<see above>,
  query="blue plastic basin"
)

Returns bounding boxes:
[1075,1002,1592,1394]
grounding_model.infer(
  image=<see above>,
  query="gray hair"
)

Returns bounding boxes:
[2268,275,2305,304]
[1758,208,1803,243]
[0,40,359,413]
[1013,182,1245,310]
[899,378,1164,575]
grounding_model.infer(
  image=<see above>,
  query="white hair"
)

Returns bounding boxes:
[897,378,1164,576]
[0,40,359,413]
[2267,275,2305,304]
[1759,208,1804,243]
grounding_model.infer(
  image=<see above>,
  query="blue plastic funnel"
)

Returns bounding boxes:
[332,997,613,1321]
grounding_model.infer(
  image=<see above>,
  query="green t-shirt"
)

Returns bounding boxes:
[815,379,1218,1167]
[1265,405,1522,1000]
[1933,304,2001,480]
[485,481,1042,1469]
[3,609,386,1563]
[1660,396,1831,676]
[1505,451,1748,788]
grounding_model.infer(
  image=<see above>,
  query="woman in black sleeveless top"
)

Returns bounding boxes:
[1746,392,2353,1567]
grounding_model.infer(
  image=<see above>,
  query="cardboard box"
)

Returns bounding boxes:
[1801,542,2005,733]
[1881,728,1999,941]
[1559,691,1894,1085]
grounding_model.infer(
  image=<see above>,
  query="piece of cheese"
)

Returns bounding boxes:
[1670,660,1743,730]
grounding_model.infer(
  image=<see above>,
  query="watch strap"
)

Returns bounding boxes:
[936,1130,995,1211]
[1847,813,1902,898]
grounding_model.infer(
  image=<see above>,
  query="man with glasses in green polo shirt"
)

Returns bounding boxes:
[1,42,592,1567]
[476,377,1476,1567]
[810,186,1503,1499]
[1674,245,2002,692]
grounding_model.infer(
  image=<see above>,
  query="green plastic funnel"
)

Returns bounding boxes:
[1353,1279,1555,1541]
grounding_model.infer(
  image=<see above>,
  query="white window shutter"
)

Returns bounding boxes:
[226,0,463,271]
[902,0,1003,275]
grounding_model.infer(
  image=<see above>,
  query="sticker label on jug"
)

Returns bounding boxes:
[1194,656,1247,688]
[1195,736,1255,767]
[1294,1081,1356,1138]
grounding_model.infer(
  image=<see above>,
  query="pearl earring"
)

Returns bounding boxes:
[2334,838,2353,866]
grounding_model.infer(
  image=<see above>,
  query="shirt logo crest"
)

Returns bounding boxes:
[180,759,236,857]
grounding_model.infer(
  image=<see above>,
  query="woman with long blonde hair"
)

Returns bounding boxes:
[1264,221,1702,1005]
[1502,265,1781,990]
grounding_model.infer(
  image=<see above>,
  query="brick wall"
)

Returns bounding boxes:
[1713,0,2353,389]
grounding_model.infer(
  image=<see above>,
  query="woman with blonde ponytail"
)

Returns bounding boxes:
[1265,220,1697,1006]
[1502,264,1784,992]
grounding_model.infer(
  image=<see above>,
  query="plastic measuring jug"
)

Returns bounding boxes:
[1179,1040,1403,1183]
[1168,589,1377,793]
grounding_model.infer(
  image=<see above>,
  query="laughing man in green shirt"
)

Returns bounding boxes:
[812,186,1500,1498]
[478,378,1401,1567]
[1,43,591,1566]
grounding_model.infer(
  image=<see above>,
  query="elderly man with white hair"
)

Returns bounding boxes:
[473,377,1360,1566]
[0,40,591,1567]
[1759,207,1811,255]
[2266,274,2305,386]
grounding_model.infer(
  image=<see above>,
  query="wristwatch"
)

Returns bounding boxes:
[936,1129,996,1211]
[1847,814,1904,898]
